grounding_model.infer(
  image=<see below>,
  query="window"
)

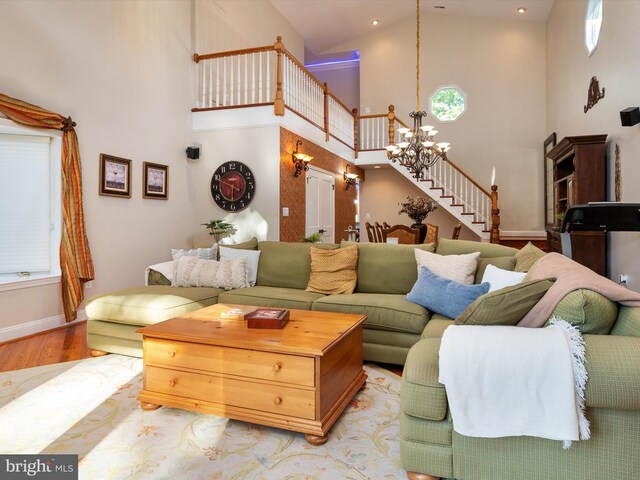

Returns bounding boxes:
[0,121,61,288]
[585,0,603,56]
[429,85,466,122]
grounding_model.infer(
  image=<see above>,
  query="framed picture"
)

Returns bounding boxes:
[543,133,557,227]
[143,162,168,200]
[99,154,131,198]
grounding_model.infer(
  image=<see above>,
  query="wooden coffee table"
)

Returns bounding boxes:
[136,304,367,445]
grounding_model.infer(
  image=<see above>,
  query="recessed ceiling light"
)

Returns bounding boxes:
[372,19,379,26]
[517,7,527,14]
[374,166,381,169]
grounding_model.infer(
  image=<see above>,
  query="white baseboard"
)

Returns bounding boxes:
[0,309,87,343]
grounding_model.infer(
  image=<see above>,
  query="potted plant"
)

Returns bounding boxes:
[202,219,235,244]
[398,195,438,242]
[302,233,322,243]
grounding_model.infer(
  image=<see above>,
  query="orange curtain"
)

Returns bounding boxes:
[0,93,95,321]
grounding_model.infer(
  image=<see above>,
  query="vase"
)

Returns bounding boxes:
[411,222,427,243]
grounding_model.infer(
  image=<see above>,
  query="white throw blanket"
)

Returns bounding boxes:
[439,319,589,448]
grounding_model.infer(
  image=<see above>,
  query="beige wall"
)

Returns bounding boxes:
[307,65,360,113]
[359,168,475,242]
[0,0,302,333]
[546,0,640,288]
[328,12,547,233]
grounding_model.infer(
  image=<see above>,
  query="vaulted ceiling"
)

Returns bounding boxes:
[270,0,555,53]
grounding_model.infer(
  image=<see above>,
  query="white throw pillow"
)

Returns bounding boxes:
[171,245,217,261]
[173,255,248,290]
[414,249,480,285]
[481,264,527,292]
[219,247,261,287]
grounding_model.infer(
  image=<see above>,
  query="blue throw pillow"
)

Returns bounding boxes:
[406,266,490,319]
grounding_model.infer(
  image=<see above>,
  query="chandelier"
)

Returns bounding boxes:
[386,0,451,180]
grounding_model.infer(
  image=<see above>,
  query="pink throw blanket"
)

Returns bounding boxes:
[517,253,640,328]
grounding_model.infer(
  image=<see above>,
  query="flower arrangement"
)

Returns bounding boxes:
[202,219,234,243]
[398,195,438,224]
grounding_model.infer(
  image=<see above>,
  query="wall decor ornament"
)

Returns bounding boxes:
[584,76,605,113]
[143,162,169,200]
[99,153,131,198]
[210,161,255,212]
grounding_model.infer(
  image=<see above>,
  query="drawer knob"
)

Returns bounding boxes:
[168,350,176,357]
[272,363,281,372]
[273,396,282,405]
[169,379,177,387]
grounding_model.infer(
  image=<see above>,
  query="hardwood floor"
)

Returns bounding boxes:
[0,321,404,376]
[0,321,90,372]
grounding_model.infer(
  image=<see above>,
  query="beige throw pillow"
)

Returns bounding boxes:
[174,255,249,290]
[414,249,480,285]
[306,245,358,294]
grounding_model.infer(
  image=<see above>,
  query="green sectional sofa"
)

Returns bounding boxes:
[85,238,519,365]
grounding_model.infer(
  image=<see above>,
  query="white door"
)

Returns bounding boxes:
[306,167,335,242]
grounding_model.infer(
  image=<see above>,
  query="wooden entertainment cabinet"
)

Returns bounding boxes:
[544,134,607,276]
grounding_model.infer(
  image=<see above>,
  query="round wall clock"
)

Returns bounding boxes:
[210,161,256,212]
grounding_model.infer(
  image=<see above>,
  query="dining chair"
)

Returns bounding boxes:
[374,222,385,243]
[382,222,391,229]
[424,223,439,244]
[382,224,420,244]
[452,223,462,240]
[365,222,376,242]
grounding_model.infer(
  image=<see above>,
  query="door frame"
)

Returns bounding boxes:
[306,165,335,243]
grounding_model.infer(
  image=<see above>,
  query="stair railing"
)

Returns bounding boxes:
[193,38,500,242]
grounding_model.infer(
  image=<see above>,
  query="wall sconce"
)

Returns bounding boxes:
[344,164,358,190]
[292,140,313,177]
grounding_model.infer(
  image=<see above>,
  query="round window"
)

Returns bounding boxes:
[429,86,466,123]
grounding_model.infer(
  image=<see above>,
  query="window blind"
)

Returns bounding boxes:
[0,134,52,274]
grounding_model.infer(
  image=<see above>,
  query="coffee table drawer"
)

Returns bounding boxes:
[144,338,315,387]
[145,365,316,419]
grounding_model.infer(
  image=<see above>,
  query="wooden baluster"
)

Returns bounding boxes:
[258,51,263,103]
[237,54,240,104]
[266,49,271,104]
[216,58,220,107]
[244,53,248,104]
[388,105,395,148]
[230,56,234,105]
[208,60,213,108]
[200,61,206,108]
[323,82,329,141]
[251,53,255,104]
[353,108,359,158]
[223,57,227,106]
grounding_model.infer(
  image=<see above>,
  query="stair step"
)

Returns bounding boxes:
[472,221,485,224]
[441,195,454,199]
[483,229,491,233]
[461,212,475,216]
[451,203,464,207]
[429,187,444,192]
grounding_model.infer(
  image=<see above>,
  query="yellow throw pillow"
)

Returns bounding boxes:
[306,245,358,295]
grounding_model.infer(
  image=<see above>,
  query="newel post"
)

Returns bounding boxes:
[274,36,285,116]
[353,108,359,158]
[387,105,395,147]
[490,185,501,244]
[323,82,330,142]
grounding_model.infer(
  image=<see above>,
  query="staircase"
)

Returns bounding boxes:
[192,36,500,242]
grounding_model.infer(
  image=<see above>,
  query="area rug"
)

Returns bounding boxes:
[0,356,404,479]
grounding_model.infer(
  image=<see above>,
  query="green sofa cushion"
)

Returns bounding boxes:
[474,256,517,284]
[436,238,518,258]
[547,288,618,334]
[313,293,431,334]
[218,286,325,310]
[341,241,436,294]
[85,286,223,326]
[421,317,454,339]
[514,241,547,272]
[402,338,448,421]
[610,305,640,337]
[456,279,555,326]
[256,241,339,289]
[148,268,172,285]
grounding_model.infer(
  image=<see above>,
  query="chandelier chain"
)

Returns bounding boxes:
[416,0,420,111]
